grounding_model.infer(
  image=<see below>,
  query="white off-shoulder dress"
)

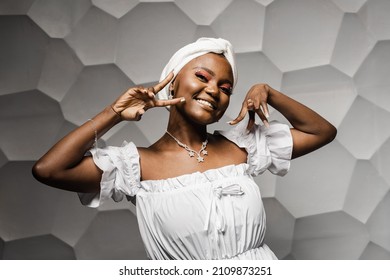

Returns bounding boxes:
[78,121,293,260]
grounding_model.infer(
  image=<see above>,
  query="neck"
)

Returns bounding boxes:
[166,110,208,146]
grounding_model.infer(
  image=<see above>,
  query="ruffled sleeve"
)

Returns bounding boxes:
[218,119,293,176]
[78,141,141,208]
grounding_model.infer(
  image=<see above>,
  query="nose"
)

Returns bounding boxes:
[205,82,219,97]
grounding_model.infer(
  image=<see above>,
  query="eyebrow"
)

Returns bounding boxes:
[193,67,233,85]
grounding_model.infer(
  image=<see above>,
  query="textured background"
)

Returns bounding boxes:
[1,0,390,260]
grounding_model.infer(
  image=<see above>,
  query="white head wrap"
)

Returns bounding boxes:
[156,37,237,102]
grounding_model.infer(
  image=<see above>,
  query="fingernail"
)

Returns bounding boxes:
[227,121,233,125]
[180,97,185,103]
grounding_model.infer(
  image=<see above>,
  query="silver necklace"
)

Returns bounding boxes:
[166,130,208,163]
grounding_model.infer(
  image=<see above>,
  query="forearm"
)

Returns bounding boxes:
[266,85,337,158]
[267,86,335,136]
[33,106,121,179]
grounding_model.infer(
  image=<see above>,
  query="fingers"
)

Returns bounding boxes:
[260,101,270,119]
[230,98,270,128]
[247,111,255,131]
[229,105,248,125]
[134,108,145,121]
[153,72,174,94]
[155,97,185,108]
[129,87,154,99]
[256,108,269,128]
[246,99,255,131]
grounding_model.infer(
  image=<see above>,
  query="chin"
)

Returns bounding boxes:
[190,111,224,125]
[176,104,225,125]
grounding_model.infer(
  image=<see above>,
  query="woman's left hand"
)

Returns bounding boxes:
[229,84,270,130]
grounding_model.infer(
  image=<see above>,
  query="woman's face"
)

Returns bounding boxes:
[171,53,234,125]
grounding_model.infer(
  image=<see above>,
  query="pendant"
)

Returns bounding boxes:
[165,130,209,163]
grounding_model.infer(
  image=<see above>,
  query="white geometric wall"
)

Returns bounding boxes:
[1,0,389,260]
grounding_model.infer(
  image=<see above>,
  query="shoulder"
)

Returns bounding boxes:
[210,133,243,152]
[208,133,248,165]
[137,143,175,180]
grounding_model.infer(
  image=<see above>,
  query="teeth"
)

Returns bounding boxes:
[196,99,214,109]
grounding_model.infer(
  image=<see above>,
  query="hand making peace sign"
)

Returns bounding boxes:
[111,72,184,121]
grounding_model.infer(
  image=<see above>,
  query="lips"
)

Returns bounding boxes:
[194,98,217,110]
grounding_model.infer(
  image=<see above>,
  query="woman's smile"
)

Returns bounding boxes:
[194,97,217,110]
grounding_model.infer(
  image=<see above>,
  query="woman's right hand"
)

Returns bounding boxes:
[111,72,185,121]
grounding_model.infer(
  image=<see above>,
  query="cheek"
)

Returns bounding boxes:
[175,79,200,97]
[221,95,230,108]
[216,96,230,118]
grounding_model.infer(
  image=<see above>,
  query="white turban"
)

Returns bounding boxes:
[156,37,237,102]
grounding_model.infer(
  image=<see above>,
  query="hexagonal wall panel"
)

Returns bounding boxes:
[0,162,63,241]
[367,191,390,252]
[0,0,35,15]
[337,96,390,160]
[358,0,390,40]
[3,234,75,260]
[360,242,390,260]
[0,16,49,95]
[1,0,389,260]
[116,2,197,84]
[92,0,138,19]
[211,0,265,53]
[331,0,367,12]
[38,39,83,102]
[0,149,7,169]
[343,160,389,224]
[27,0,91,38]
[0,237,4,259]
[255,0,274,6]
[281,65,356,127]
[263,198,295,259]
[74,210,147,259]
[0,90,66,160]
[371,137,390,187]
[65,6,119,66]
[60,64,132,126]
[276,140,356,218]
[51,191,98,247]
[263,0,343,72]
[330,13,376,77]
[175,0,233,25]
[354,41,390,113]
[193,25,218,40]
[292,211,369,260]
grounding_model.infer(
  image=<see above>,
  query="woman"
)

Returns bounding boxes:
[33,38,336,259]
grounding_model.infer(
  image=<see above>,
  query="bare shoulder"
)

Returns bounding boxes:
[209,134,247,163]
[137,134,247,180]
[137,143,178,180]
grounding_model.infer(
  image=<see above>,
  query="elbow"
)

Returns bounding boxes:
[324,123,337,145]
[32,161,54,185]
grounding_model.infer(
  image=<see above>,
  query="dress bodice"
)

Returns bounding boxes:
[78,121,293,259]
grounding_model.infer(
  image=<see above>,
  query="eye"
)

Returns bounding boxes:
[220,85,232,95]
[195,71,210,82]
[221,87,232,95]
